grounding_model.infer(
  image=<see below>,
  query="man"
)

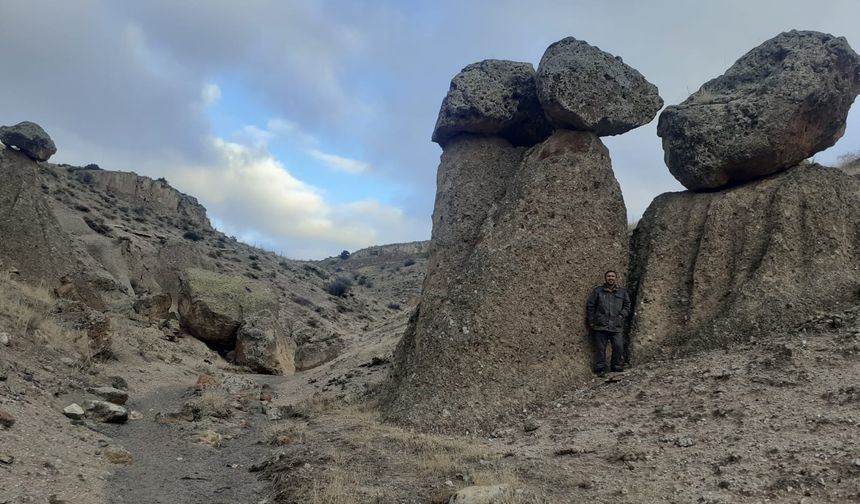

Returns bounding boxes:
[585,270,631,376]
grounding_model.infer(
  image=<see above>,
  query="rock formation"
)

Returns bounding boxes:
[385,37,657,433]
[0,121,57,161]
[658,30,860,191]
[536,37,663,135]
[178,268,276,348]
[234,311,296,375]
[628,164,860,356]
[432,60,551,147]
[631,30,860,362]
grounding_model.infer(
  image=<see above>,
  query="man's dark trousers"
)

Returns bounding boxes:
[594,330,624,372]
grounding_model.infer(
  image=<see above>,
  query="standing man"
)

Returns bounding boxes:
[586,270,631,376]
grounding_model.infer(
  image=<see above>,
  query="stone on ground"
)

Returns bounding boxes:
[658,30,860,191]
[88,386,129,405]
[536,37,663,135]
[63,403,85,420]
[0,409,16,428]
[132,293,172,321]
[0,121,57,161]
[85,400,129,423]
[448,484,511,504]
[432,60,551,147]
[104,446,133,465]
[628,164,860,357]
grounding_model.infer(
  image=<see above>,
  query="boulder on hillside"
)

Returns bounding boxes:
[432,60,552,147]
[536,37,663,135]
[658,30,860,191]
[234,312,296,375]
[628,164,860,358]
[132,293,172,321]
[0,121,57,161]
[385,130,629,433]
[178,268,276,348]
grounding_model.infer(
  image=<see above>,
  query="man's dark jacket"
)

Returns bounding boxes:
[586,285,631,333]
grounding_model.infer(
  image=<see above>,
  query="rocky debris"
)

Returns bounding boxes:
[432,60,551,147]
[85,400,129,423]
[386,130,629,433]
[197,429,222,448]
[159,313,182,340]
[0,409,16,428]
[536,37,663,135]
[63,403,85,420]
[84,310,112,357]
[0,121,57,161]
[195,373,218,391]
[132,293,172,321]
[235,312,296,375]
[658,30,860,191]
[178,268,276,348]
[294,333,346,371]
[88,386,129,405]
[0,332,8,346]
[0,453,13,464]
[104,446,133,465]
[523,417,541,432]
[447,484,511,504]
[629,164,860,357]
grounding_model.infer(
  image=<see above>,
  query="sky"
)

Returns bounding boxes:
[0,0,858,259]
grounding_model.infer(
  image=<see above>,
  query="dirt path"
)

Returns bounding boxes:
[102,377,284,504]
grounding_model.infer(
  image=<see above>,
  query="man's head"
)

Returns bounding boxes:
[604,270,617,287]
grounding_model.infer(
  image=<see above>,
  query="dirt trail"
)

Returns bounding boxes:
[103,376,286,504]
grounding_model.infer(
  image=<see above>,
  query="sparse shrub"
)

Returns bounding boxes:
[83,216,112,236]
[403,258,416,267]
[83,163,101,171]
[250,262,262,271]
[76,172,94,185]
[73,204,90,213]
[291,295,313,307]
[248,253,260,261]
[387,302,401,310]
[183,230,204,241]
[339,250,351,260]
[325,277,353,298]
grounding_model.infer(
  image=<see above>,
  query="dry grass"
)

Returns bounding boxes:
[0,272,90,364]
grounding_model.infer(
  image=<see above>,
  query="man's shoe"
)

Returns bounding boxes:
[611,367,625,373]
[595,368,607,378]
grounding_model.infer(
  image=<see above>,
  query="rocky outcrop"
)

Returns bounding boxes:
[432,60,551,147]
[0,149,76,284]
[178,268,276,348]
[234,312,296,375]
[0,121,57,161]
[347,241,430,260]
[658,30,860,191]
[386,131,629,433]
[82,170,212,229]
[536,37,663,135]
[132,293,172,321]
[628,164,860,357]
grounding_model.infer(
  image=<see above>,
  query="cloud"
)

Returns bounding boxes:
[307,149,370,174]
[201,83,222,108]
[168,137,422,259]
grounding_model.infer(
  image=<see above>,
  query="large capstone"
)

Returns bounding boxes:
[628,164,860,358]
[235,312,296,375]
[0,121,57,161]
[384,130,629,433]
[432,60,552,147]
[658,30,860,191]
[536,37,663,135]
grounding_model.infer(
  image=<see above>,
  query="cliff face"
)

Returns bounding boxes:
[82,170,211,230]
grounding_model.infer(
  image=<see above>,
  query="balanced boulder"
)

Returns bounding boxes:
[432,60,551,147]
[234,312,296,375]
[0,121,57,161]
[628,164,860,357]
[536,37,663,135]
[658,30,860,191]
[385,131,629,433]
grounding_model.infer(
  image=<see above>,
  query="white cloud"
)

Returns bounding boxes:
[307,149,370,174]
[167,136,415,258]
[266,118,319,148]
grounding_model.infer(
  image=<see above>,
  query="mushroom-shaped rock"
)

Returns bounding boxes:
[658,30,860,191]
[432,60,552,147]
[234,312,296,375]
[536,37,663,135]
[0,121,57,161]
